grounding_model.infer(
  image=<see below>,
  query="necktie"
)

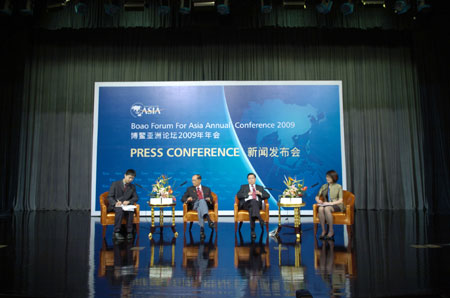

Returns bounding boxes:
[252,185,257,200]
[197,187,204,200]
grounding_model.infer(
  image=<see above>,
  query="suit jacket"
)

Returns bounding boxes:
[236,184,270,209]
[181,185,214,210]
[107,180,139,212]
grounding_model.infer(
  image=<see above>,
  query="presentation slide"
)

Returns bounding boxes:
[91,81,345,215]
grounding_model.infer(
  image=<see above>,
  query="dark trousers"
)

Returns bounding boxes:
[241,199,263,231]
[114,207,134,233]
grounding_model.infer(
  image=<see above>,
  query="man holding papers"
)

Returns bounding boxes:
[236,173,270,238]
[107,169,139,240]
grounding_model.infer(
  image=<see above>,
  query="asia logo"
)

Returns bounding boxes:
[130,103,161,118]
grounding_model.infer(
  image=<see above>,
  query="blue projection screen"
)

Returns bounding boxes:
[91,81,346,216]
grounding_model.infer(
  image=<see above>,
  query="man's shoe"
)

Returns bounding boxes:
[114,232,124,240]
[208,221,215,229]
[126,232,133,239]
[200,228,205,239]
[260,222,265,232]
[251,231,256,239]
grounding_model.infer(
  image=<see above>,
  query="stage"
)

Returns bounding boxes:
[0,211,449,297]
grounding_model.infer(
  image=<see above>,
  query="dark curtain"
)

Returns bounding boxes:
[412,30,450,214]
[0,22,29,212]
[11,28,428,211]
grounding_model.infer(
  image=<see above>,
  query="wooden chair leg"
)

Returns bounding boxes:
[189,222,193,231]
[102,225,106,239]
[314,223,318,236]
[184,222,187,234]
[136,223,140,235]
[235,222,238,233]
[238,222,243,231]
[266,221,269,233]
[346,224,353,239]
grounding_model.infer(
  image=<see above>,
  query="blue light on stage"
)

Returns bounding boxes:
[340,2,354,16]
[0,1,12,15]
[179,0,191,14]
[19,0,34,15]
[217,4,230,15]
[74,1,88,15]
[179,6,191,14]
[261,4,272,14]
[394,0,410,14]
[104,2,120,16]
[159,5,170,14]
[417,0,431,13]
[316,0,333,14]
[261,0,272,13]
[216,0,230,15]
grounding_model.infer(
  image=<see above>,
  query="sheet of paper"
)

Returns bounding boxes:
[122,205,136,211]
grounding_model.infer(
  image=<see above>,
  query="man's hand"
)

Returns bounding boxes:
[123,201,130,206]
[205,197,211,203]
[115,201,123,207]
[186,197,193,202]
[256,190,262,196]
[248,192,253,196]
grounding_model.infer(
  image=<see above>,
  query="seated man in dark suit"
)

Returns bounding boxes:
[181,174,215,239]
[236,173,270,238]
[107,169,139,240]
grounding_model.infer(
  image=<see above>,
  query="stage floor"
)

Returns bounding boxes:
[0,211,449,297]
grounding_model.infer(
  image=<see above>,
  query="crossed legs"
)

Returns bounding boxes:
[194,200,215,238]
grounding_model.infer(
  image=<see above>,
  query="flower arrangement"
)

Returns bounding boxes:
[151,175,174,199]
[282,176,308,198]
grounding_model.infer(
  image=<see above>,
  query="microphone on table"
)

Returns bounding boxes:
[134,184,153,201]
[264,187,284,193]
[134,183,152,193]
[310,183,319,188]
[171,181,187,195]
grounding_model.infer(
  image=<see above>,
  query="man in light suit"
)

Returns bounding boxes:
[181,174,215,239]
[236,173,270,238]
[107,169,139,240]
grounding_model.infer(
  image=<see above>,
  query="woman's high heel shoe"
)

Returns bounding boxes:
[324,234,335,241]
